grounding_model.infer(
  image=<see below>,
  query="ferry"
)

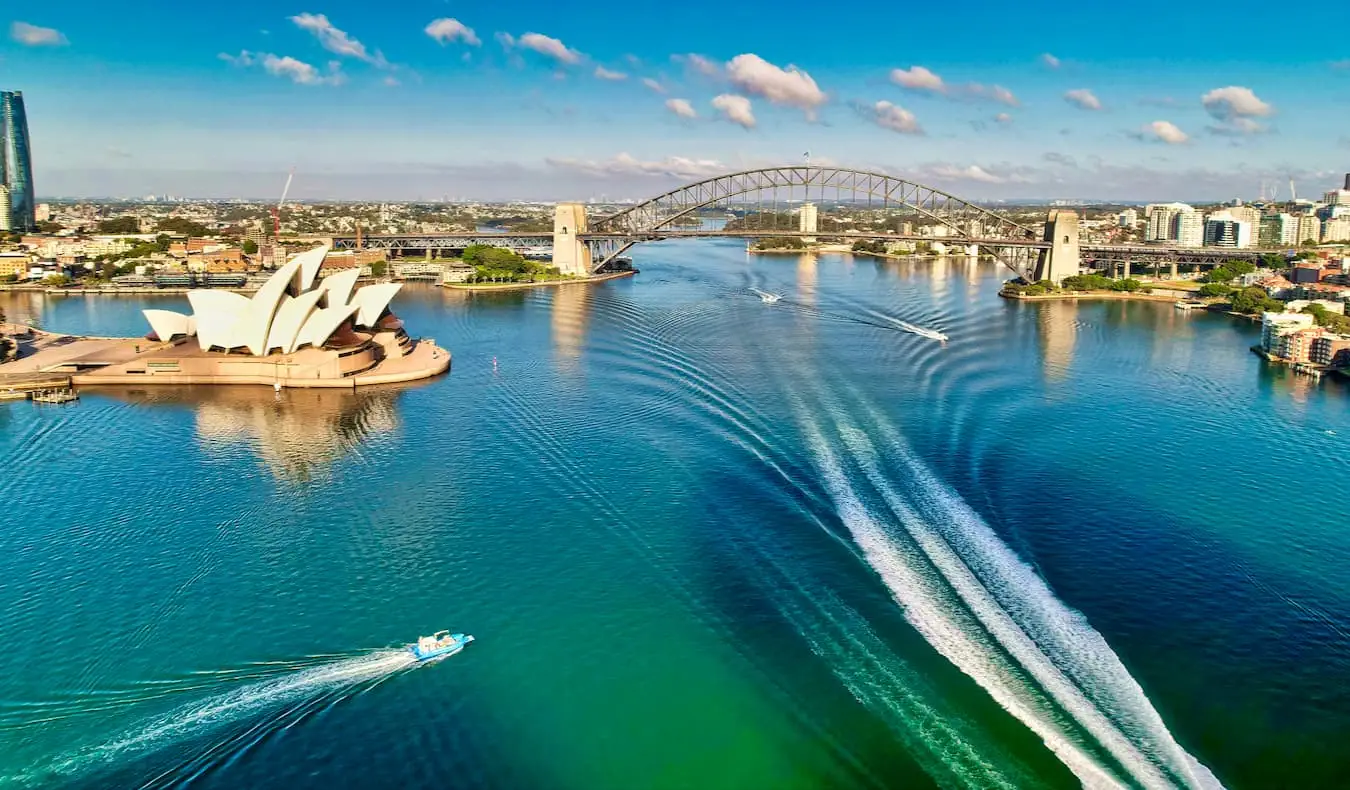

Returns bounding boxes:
[410,631,474,662]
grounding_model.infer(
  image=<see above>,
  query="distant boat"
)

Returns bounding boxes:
[1174,300,1206,311]
[892,320,948,342]
[410,631,474,662]
[749,287,781,304]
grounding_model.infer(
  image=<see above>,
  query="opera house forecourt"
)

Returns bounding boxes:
[48,244,449,388]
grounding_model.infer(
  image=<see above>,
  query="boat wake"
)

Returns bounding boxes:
[784,380,1221,790]
[10,649,418,789]
[858,308,947,341]
[748,287,782,304]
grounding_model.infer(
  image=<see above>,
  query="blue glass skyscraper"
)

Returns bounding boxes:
[1,91,36,231]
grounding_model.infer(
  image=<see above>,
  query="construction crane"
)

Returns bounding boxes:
[271,167,295,238]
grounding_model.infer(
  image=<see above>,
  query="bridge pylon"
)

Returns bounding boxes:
[1034,210,1080,284]
[553,203,592,276]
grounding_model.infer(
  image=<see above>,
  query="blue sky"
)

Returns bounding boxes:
[4,0,1349,201]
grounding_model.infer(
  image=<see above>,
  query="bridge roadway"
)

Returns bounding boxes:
[330,231,1281,264]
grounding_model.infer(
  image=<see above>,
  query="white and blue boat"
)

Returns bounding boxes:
[410,631,474,662]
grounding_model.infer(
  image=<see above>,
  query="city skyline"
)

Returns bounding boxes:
[4,1,1349,201]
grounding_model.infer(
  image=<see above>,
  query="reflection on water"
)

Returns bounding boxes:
[551,285,592,370]
[92,386,403,482]
[1036,300,1078,382]
[795,254,818,305]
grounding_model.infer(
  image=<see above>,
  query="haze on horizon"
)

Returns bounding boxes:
[4,0,1348,202]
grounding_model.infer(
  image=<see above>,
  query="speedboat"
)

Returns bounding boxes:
[410,631,474,662]
[749,287,781,304]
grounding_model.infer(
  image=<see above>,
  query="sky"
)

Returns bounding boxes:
[3,0,1349,202]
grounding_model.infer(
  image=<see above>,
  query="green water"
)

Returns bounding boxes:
[1,243,1347,788]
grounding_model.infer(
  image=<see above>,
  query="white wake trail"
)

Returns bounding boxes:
[17,650,415,787]
[787,380,1223,789]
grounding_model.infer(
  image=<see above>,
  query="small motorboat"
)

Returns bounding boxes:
[749,287,781,304]
[410,631,474,662]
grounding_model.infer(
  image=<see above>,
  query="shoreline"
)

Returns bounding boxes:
[1000,290,1186,303]
[443,270,636,292]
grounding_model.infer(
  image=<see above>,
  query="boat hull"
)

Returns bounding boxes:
[409,633,474,662]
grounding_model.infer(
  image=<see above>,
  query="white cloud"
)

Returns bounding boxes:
[994,112,1013,125]
[725,54,826,117]
[382,76,400,87]
[10,21,66,46]
[642,77,666,94]
[545,153,726,179]
[1136,120,1189,144]
[969,83,1019,106]
[1064,88,1102,111]
[674,53,720,77]
[1201,86,1273,135]
[1040,53,1060,69]
[514,32,582,65]
[711,94,755,129]
[594,66,627,81]
[889,65,944,92]
[220,50,344,86]
[665,98,697,119]
[929,164,1007,184]
[865,100,921,134]
[495,32,515,48]
[889,66,1017,105]
[290,13,386,67]
[424,18,480,47]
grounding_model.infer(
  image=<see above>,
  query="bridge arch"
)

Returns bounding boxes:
[587,166,1041,277]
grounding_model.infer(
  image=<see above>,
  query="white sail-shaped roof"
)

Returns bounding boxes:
[315,268,361,309]
[296,303,360,350]
[138,243,405,357]
[351,283,402,327]
[144,309,194,341]
[265,289,325,354]
[187,290,251,351]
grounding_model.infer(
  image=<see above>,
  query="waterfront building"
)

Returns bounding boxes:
[1261,312,1316,357]
[0,91,36,231]
[1118,209,1138,227]
[1278,326,1325,363]
[390,260,448,280]
[1203,212,1254,248]
[0,251,30,277]
[1311,334,1350,366]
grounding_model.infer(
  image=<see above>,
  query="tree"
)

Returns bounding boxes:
[37,221,64,233]
[1110,278,1143,292]
[1301,304,1350,334]
[1197,283,1232,298]
[1226,260,1256,277]
[851,239,888,255]
[96,216,140,234]
[242,239,259,255]
[42,274,72,287]
[157,217,212,237]
[369,260,388,277]
[1260,253,1286,269]
[1205,266,1235,283]
[1228,286,1283,315]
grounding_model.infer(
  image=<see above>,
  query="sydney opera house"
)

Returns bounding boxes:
[71,245,449,388]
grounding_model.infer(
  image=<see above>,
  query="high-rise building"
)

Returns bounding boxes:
[1297,215,1321,244]
[1260,214,1301,246]
[1323,216,1350,243]
[1118,208,1138,227]
[1175,210,1204,247]
[0,184,10,232]
[1146,203,1187,241]
[1,91,36,231]
[1204,212,1254,248]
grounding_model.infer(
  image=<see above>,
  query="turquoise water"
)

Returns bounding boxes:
[2,243,1348,789]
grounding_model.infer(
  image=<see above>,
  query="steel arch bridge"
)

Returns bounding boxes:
[584,166,1044,277]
